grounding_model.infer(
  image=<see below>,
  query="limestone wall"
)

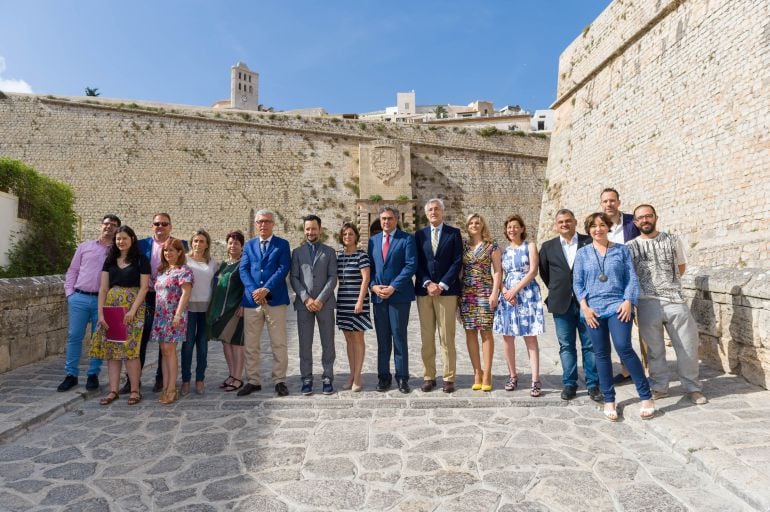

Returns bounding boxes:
[542,0,770,387]
[0,276,67,373]
[0,94,549,257]
[541,0,770,267]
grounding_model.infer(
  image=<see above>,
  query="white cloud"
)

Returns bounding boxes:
[0,56,33,94]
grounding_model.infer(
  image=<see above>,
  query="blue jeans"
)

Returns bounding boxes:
[553,300,598,389]
[584,313,651,403]
[373,300,411,382]
[181,311,208,383]
[64,292,102,377]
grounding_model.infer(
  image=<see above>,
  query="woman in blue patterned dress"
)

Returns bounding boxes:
[493,214,545,397]
[336,222,372,392]
[150,238,194,405]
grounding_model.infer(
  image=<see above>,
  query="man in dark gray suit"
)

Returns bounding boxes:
[290,214,338,395]
[539,209,601,402]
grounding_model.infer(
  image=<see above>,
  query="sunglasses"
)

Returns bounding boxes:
[153,222,170,227]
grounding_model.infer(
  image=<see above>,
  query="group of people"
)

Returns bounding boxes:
[59,188,706,420]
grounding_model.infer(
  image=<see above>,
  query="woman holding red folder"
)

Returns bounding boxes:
[90,226,150,406]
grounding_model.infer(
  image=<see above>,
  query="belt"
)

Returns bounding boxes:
[74,288,99,296]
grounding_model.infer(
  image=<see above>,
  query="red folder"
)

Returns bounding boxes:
[103,306,128,343]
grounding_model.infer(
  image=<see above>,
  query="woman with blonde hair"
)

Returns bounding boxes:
[150,238,193,404]
[181,229,217,396]
[459,213,502,391]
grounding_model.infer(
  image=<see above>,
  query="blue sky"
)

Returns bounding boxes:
[0,1,610,113]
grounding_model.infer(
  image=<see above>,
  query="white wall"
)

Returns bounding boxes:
[0,191,27,268]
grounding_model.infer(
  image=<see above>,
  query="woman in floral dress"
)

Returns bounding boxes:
[150,238,193,404]
[89,226,150,406]
[493,214,545,397]
[460,214,502,391]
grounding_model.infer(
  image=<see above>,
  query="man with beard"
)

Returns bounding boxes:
[290,214,338,395]
[626,204,707,404]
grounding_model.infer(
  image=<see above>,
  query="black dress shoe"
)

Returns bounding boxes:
[57,375,78,392]
[376,379,391,392]
[587,386,603,402]
[275,382,289,397]
[560,386,577,400]
[442,381,455,393]
[398,380,411,394]
[85,374,100,391]
[421,380,436,392]
[237,383,262,396]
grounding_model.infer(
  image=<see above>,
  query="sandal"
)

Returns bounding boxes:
[505,375,519,391]
[530,381,542,398]
[640,405,656,420]
[99,391,119,406]
[223,378,243,392]
[604,404,619,422]
[127,391,143,405]
[220,375,234,389]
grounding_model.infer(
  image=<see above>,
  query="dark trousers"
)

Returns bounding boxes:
[138,291,163,380]
[373,300,411,382]
[181,311,208,383]
[584,313,651,403]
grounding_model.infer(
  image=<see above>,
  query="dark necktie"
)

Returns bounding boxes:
[260,240,268,257]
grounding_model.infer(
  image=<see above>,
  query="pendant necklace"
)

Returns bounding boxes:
[592,245,609,282]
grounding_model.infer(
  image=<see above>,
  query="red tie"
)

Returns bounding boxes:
[382,232,390,261]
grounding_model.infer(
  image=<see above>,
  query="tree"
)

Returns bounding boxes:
[433,105,448,119]
[84,87,100,97]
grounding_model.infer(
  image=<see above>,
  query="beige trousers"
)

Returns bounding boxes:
[416,295,457,382]
[243,304,288,386]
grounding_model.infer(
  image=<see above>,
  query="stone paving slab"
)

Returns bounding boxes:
[0,308,769,510]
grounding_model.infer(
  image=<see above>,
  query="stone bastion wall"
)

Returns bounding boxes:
[0,94,549,254]
[539,0,770,387]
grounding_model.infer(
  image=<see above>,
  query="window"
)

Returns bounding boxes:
[538,121,545,130]
[249,75,252,82]
[249,85,253,93]
[238,83,241,90]
[404,102,410,110]
[239,72,242,79]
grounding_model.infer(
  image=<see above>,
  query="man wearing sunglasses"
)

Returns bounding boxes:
[58,214,121,392]
[120,213,188,394]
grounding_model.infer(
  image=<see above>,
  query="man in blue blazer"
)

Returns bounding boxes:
[414,199,463,393]
[600,188,640,244]
[238,209,292,397]
[367,205,417,393]
[122,212,187,394]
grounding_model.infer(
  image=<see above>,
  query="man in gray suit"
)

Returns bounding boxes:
[290,214,338,395]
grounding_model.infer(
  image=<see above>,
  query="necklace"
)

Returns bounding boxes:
[592,245,609,282]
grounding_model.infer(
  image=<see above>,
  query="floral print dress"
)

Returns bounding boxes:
[493,241,545,336]
[150,265,194,344]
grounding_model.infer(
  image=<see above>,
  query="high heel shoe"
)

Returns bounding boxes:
[159,389,178,405]
[481,372,493,392]
[472,371,483,390]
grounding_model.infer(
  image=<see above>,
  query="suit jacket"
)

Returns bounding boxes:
[367,229,417,304]
[138,236,189,263]
[538,233,591,315]
[621,212,640,242]
[290,242,337,311]
[414,224,463,296]
[240,236,291,308]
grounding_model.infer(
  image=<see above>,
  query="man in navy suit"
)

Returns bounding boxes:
[539,209,601,402]
[238,209,292,397]
[367,206,417,394]
[122,212,187,394]
[414,199,463,393]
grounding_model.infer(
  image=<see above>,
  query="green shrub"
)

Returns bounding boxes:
[0,158,77,277]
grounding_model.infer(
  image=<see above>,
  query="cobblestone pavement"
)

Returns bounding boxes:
[1,308,768,511]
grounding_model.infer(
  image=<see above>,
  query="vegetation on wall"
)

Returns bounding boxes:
[0,158,77,278]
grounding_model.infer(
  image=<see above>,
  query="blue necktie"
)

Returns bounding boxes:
[260,240,268,257]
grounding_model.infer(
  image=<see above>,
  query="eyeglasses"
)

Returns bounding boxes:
[153,222,170,227]
[635,214,655,221]
[102,222,118,228]
[255,220,274,225]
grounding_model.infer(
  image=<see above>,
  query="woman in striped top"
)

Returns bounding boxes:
[336,222,372,392]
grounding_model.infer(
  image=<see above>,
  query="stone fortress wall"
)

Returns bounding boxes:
[539,0,770,387]
[0,94,549,255]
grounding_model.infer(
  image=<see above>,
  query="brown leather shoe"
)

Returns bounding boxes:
[442,381,455,393]
[421,380,437,392]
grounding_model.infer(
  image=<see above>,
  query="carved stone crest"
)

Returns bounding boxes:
[370,144,401,184]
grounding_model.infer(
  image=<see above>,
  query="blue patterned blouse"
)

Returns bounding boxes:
[573,243,640,318]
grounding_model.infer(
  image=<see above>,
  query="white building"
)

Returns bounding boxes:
[531,109,554,132]
[212,62,259,111]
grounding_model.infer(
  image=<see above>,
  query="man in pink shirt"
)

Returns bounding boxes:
[58,214,120,392]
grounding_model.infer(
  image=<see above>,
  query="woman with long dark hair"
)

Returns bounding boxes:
[89,226,150,406]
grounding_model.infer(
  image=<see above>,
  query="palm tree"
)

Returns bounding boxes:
[84,87,100,97]
[433,105,447,119]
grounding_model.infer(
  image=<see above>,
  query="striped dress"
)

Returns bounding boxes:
[336,249,373,331]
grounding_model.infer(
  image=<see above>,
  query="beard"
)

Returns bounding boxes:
[639,222,656,234]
